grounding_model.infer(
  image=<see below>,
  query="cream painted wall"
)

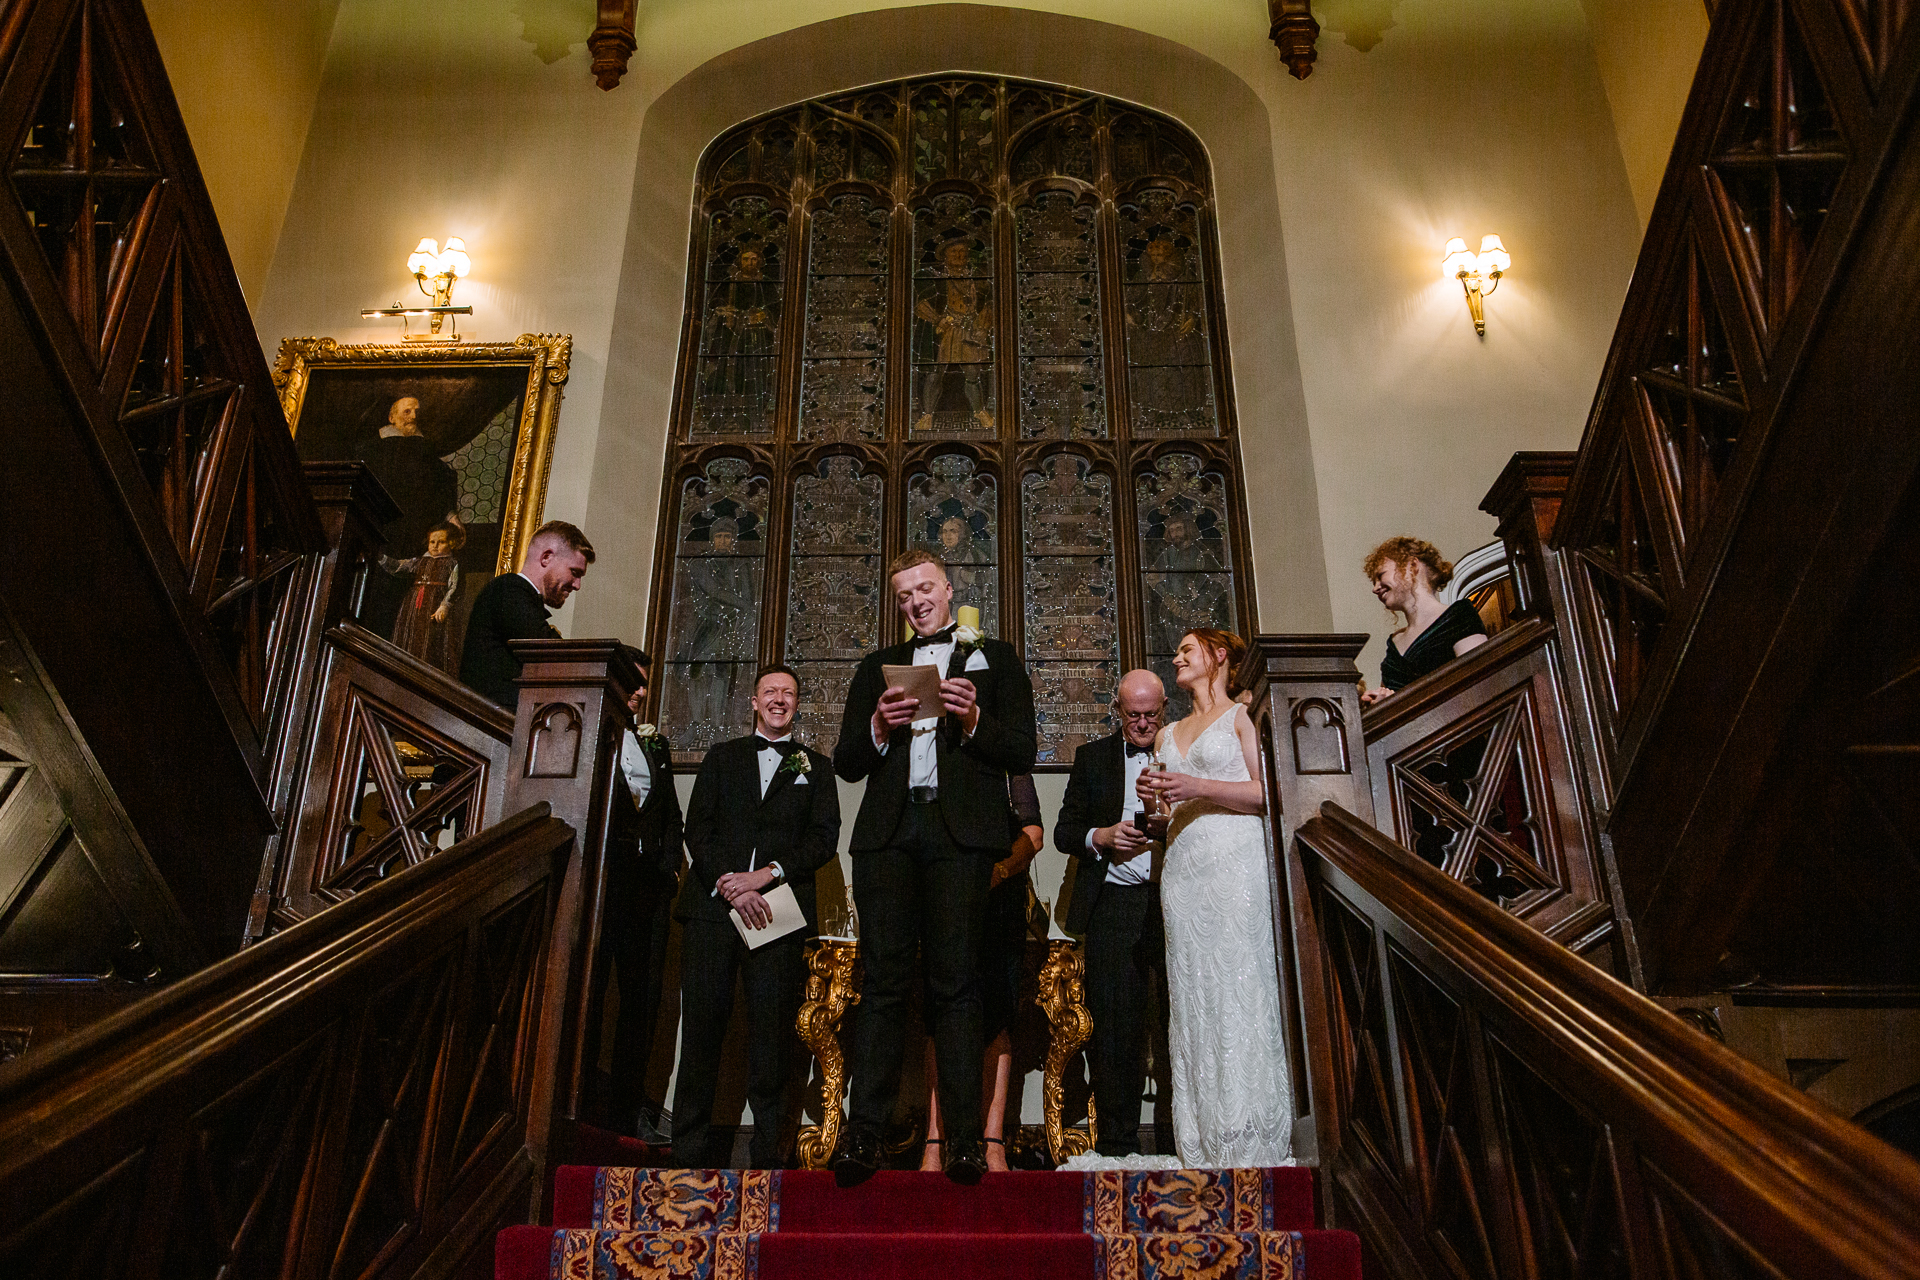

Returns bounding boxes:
[144,0,341,305]
[1578,0,1711,227]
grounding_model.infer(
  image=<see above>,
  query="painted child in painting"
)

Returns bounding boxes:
[381,521,465,672]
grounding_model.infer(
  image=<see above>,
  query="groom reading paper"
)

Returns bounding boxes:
[832,550,1036,1184]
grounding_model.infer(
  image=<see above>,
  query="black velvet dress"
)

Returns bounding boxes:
[980,774,1043,1040]
[1380,599,1489,691]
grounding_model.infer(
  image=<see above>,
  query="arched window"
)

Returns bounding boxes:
[648,77,1255,764]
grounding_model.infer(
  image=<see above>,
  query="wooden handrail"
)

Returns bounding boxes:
[0,805,578,1280]
[1293,803,1920,1278]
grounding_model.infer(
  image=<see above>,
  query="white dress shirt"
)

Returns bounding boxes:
[618,728,653,807]
[1085,745,1154,886]
[873,632,955,789]
[755,733,791,798]
[712,732,790,898]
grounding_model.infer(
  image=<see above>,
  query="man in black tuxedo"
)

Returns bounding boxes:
[587,645,686,1143]
[1055,668,1169,1157]
[458,520,594,708]
[671,664,842,1169]
[832,549,1036,1184]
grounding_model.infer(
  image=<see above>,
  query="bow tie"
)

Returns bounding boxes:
[1125,741,1155,758]
[753,735,798,755]
[913,625,957,649]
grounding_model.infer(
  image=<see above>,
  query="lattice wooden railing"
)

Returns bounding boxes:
[1288,803,1920,1280]
[263,623,515,936]
[0,806,579,1280]
[1555,0,1916,789]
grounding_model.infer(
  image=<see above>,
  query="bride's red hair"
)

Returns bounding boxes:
[1184,627,1248,694]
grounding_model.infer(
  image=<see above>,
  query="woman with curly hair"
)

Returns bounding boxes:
[1360,537,1488,705]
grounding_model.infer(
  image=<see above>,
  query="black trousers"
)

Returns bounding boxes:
[671,917,808,1169]
[589,857,678,1130]
[1084,880,1166,1156]
[849,801,992,1145]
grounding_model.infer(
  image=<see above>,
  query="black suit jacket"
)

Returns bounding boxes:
[1055,732,1144,934]
[676,735,842,929]
[607,732,685,880]
[833,635,1036,852]
[459,573,556,708]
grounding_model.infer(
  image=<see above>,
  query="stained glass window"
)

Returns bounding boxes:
[660,458,769,750]
[801,195,889,442]
[784,456,885,737]
[909,455,999,637]
[1137,454,1239,720]
[1017,192,1105,440]
[1025,455,1118,762]
[651,77,1250,764]
[690,198,785,437]
[912,195,996,438]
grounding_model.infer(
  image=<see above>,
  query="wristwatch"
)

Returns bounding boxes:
[763,864,785,889]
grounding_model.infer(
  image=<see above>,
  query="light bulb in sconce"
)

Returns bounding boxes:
[440,236,471,279]
[407,237,440,277]
[1442,232,1511,336]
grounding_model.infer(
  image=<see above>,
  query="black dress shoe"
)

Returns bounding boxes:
[943,1137,987,1185]
[832,1124,882,1187]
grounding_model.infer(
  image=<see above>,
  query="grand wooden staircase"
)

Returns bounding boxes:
[3,0,1920,1277]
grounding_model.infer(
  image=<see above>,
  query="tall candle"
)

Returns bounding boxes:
[957,604,981,631]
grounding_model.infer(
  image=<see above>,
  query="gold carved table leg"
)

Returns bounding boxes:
[795,938,861,1170]
[1037,937,1096,1164]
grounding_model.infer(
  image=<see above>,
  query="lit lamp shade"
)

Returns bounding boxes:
[440,236,471,278]
[407,237,440,277]
[1441,236,1477,280]
[1478,234,1510,276]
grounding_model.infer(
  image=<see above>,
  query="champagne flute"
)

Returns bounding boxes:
[1140,760,1171,840]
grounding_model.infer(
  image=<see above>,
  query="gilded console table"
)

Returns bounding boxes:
[1036,937,1096,1163]
[793,935,1097,1168]
[795,938,861,1169]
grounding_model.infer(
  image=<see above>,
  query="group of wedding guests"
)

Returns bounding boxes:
[457,522,1486,1177]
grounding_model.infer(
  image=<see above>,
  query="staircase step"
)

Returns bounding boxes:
[498,1225,1360,1279]
[510,1166,1356,1280]
[558,1166,1318,1233]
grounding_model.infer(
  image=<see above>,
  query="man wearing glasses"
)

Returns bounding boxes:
[1054,669,1171,1158]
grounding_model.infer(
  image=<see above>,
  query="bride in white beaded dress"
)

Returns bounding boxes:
[1067,627,1293,1169]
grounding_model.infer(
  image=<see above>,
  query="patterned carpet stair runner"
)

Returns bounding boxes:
[496,1166,1362,1280]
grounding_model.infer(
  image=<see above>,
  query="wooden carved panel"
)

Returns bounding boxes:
[1364,621,1611,953]
[272,626,512,931]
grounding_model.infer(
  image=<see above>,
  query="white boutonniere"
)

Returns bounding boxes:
[953,623,984,653]
[778,750,812,777]
[633,722,668,751]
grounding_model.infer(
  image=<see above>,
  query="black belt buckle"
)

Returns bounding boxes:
[909,785,939,805]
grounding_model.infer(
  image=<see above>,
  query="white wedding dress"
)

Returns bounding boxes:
[1064,703,1294,1170]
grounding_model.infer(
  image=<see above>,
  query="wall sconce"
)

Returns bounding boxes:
[360,236,473,341]
[1442,234,1511,336]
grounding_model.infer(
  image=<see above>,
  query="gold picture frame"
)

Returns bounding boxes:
[271,333,570,677]
[273,332,570,576]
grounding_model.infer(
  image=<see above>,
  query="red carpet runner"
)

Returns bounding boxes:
[496,1166,1362,1279]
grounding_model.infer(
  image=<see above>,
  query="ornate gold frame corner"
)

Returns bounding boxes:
[271,333,573,575]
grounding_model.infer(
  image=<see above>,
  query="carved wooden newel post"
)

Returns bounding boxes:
[501,639,640,1206]
[1241,636,1375,1167]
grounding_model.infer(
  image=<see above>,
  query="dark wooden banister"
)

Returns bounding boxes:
[1357,616,1551,740]
[1292,802,1920,1278]
[0,804,579,1278]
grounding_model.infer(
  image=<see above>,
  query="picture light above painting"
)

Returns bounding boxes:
[272,334,571,679]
